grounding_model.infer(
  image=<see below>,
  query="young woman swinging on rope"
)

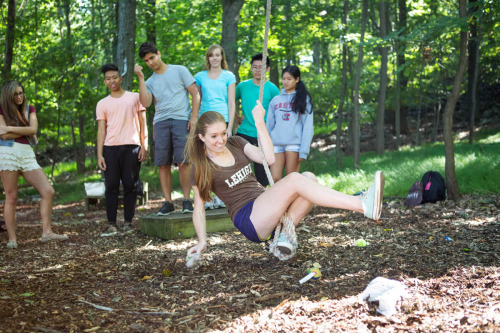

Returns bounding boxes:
[186,101,384,258]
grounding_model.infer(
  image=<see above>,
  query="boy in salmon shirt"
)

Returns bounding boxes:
[96,64,148,236]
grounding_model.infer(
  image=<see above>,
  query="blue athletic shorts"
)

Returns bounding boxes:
[233,200,273,243]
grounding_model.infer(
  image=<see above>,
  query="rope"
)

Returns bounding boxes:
[257,0,297,261]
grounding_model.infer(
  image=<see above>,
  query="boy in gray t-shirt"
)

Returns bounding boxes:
[134,42,201,216]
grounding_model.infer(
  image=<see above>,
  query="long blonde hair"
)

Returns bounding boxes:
[185,111,226,202]
[204,44,228,70]
[1,80,29,127]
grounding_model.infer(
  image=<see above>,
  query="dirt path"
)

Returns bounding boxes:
[0,195,499,332]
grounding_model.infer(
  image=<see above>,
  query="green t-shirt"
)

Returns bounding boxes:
[235,79,280,138]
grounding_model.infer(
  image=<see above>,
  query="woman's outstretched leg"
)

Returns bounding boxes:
[250,171,384,239]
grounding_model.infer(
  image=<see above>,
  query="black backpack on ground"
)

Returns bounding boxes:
[421,171,446,204]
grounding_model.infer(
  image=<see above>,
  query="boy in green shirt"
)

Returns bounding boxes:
[235,54,280,186]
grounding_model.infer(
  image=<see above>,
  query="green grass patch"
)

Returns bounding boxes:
[8,129,500,203]
[302,131,500,197]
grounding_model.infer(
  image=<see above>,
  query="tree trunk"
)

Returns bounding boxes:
[397,0,409,135]
[321,42,331,72]
[415,58,424,145]
[313,41,321,73]
[467,0,480,144]
[353,0,368,169]
[393,0,401,149]
[116,0,136,91]
[221,0,244,82]
[337,1,349,169]
[2,0,16,82]
[60,0,85,174]
[443,0,468,201]
[376,0,388,154]
[145,0,156,44]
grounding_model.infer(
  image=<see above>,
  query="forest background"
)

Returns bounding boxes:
[1,0,499,200]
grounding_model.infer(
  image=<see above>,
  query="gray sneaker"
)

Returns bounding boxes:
[122,222,134,233]
[157,201,175,215]
[360,171,384,220]
[101,225,119,237]
[6,240,18,249]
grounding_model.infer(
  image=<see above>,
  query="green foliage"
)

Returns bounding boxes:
[0,0,499,195]
[302,131,500,197]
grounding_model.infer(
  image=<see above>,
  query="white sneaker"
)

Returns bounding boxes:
[205,199,214,210]
[360,171,384,220]
[213,195,226,209]
[276,233,294,256]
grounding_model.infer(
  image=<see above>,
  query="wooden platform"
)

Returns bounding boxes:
[139,208,234,240]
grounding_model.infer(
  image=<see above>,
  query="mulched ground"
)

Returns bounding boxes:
[0,194,499,333]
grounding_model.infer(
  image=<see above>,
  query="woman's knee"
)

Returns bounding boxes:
[5,190,18,205]
[40,185,55,199]
[301,171,317,182]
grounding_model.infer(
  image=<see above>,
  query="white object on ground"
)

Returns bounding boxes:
[359,276,410,316]
[186,252,202,269]
[299,272,316,284]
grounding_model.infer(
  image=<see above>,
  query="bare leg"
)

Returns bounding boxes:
[22,169,55,237]
[284,151,301,175]
[158,165,172,202]
[270,152,285,183]
[178,163,191,200]
[1,171,20,242]
[250,172,363,239]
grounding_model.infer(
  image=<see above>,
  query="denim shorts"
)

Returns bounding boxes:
[273,144,300,154]
[153,119,189,166]
[233,200,273,243]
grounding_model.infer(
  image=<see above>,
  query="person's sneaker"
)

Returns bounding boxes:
[40,233,69,242]
[157,201,175,215]
[276,233,294,256]
[122,222,134,233]
[360,171,385,220]
[213,195,226,209]
[204,199,214,210]
[182,200,193,214]
[100,225,119,237]
[6,240,18,249]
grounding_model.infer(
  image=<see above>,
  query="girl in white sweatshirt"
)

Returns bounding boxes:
[266,65,314,183]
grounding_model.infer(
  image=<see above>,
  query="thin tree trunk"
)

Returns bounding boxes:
[2,0,16,82]
[415,58,424,145]
[337,1,349,169]
[431,100,441,142]
[145,0,156,44]
[397,0,409,135]
[313,41,321,73]
[116,0,136,91]
[376,0,388,154]
[221,0,244,82]
[51,89,63,180]
[468,0,480,144]
[353,0,368,169]
[443,0,468,201]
